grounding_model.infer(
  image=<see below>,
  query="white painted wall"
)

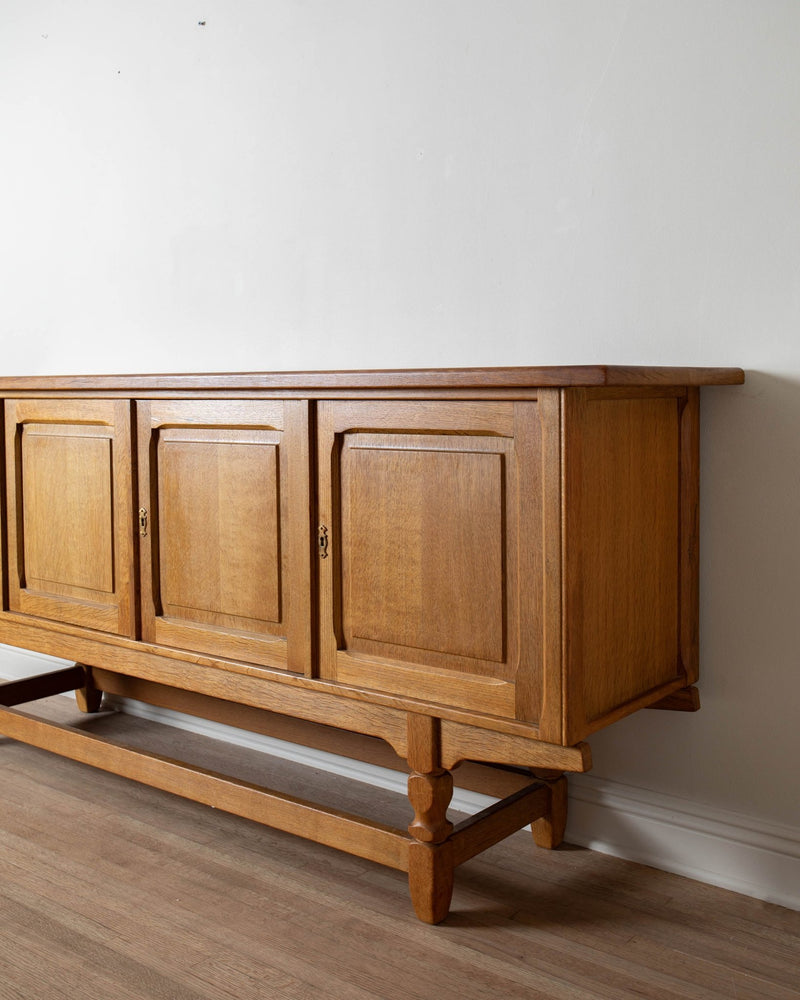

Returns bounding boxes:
[2,2,799,902]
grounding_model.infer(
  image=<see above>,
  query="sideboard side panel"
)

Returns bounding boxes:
[563,388,687,743]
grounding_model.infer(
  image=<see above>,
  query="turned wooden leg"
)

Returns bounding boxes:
[74,664,103,714]
[406,715,455,924]
[531,773,568,849]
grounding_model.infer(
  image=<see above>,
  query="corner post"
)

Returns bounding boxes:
[530,769,568,849]
[74,664,104,714]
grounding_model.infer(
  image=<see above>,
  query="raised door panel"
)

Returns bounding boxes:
[139,400,311,670]
[4,398,134,634]
[317,400,554,724]
[342,438,505,664]
[158,427,281,629]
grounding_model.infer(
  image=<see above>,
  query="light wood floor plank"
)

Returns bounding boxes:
[1,698,798,1000]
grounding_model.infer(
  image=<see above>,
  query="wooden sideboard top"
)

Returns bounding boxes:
[0,365,744,393]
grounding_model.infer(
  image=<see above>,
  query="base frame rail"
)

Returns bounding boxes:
[0,666,570,924]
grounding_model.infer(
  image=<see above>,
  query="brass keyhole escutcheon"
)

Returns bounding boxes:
[318,524,329,558]
[139,508,148,537]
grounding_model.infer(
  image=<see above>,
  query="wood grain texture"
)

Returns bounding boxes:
[562,388,687,743]
[343,441,505,663]
[158,429,281,624]
[4,398,135,636]
[82,670,544,799]
[407,840,455,925]
[405,713,454,845]
[0,692,582,925]
[404,713,457,923]
[317,399,542,722]
[407,771,454,846]
[451,782,549,865]
[0,702,411,872]
[512,395,547,725]
[531,775,568,849]
[439,720,591,772]
[137,399,310,670]
[74,663,104,713]
[2,680,589,925]
[0,367,744,927]
[0,613,555,740]
[282,399,315,674]
[23,425,114,592]
[1,711,795,1000]
[536,388,564,743]
[0,365,745,393]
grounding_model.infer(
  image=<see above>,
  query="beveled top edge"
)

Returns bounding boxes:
[0,365,745,392]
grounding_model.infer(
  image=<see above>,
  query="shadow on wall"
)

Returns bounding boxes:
[582,370,800,827]
[700,370,800,738]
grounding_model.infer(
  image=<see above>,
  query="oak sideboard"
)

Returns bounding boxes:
[0,365,744,922]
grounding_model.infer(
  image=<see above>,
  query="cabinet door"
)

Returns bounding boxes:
[138,400,311,670]
[5,398,135,634]
[317,400,552,723]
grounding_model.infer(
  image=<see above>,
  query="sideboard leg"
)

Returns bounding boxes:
[408,839,455,925]
[531,773,568,849]
[406,714,455,923]
[74,665,104,714]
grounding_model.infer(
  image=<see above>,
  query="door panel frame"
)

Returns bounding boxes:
[315,398,555,725]
[137,399,313,672]
[4,398,135,636]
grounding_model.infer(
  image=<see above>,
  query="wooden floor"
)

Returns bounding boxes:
[1,698,798,1000]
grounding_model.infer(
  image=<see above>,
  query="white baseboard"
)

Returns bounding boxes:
[565,773,800,911]
[2,645,798,912]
